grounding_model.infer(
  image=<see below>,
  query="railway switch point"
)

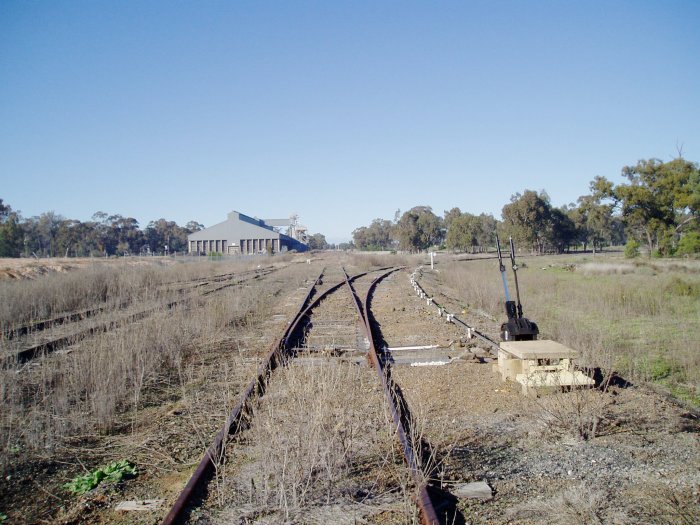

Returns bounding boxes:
[496,236,539,341]
[498,340,594,397]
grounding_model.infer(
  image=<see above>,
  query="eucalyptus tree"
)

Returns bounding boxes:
[597,157,699,254]
[0,198,23,257]
[500,190,552,253]
[395,206,442,252]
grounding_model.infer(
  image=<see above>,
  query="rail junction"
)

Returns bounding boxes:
[158,262,510,524]
[3,254,698,525]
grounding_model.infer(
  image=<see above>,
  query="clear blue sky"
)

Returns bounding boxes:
[1,1,698,243]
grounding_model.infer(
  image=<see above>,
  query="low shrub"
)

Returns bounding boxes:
[665,276,700,298]
[624,239,640,258]
[63,460,137,495]
[677,231,700,256]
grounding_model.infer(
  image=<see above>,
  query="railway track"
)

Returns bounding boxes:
[161,265,459,525]
[6,254,699,525]
[0,266,279,365]
[409,267,500,355]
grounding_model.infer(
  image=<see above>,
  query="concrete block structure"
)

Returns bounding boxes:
[497,340,595,396]
[187,211,307,255]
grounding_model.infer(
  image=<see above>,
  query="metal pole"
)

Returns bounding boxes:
[496,236,510,302]
[508,237,523,318]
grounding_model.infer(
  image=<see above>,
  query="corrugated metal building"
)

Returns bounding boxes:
[187,211,307,255]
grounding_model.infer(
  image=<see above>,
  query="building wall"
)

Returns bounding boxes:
[187,211,306,255]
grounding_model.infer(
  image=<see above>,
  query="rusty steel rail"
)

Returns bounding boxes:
[3,268,276,365]
[160,268,326,525]
[2,269,262,341]
[161,267,382,525]
[2,305,109,341]
[342,267,440,525]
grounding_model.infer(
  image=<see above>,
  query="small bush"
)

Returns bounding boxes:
[677,231,700,256]
[665,276,700,298]
[624,239,640,258]
[64,460,137,495]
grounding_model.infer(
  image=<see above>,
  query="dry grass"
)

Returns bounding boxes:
[440,254,700,406]
[348,252,418,272]
[0,257,271,332]
[219,361,416,522]
[508,483,628,524]
[0,257,309,470]
[509,481,700,525]
[627,483,700,525]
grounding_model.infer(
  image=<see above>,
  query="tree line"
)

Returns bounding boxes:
[0,203,204,257]
[2,156,697,258]
[0,203,334,258]
[351,156,700,257]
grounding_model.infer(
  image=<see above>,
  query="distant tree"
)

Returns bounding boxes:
[443,207,462,231]
[546,207,577,253]
[395,206,442,252]
[445,213,478,252]
[145,219,189,254]
[108,215,143,255]
[0,199,23,257]
[2,201,204,258]
[445,212,498,253]
[352,226,369,250]
[307,233,328,250]
[55,219,91,257]
[91,212,113,255]
[185,221,204,233]
[501,190,552,253]
[475,213,498,249]
[29,211,65,257]
[575,179,616,254]
[367,219,394,250]
[611,157,700,254]
[352,219,394,250]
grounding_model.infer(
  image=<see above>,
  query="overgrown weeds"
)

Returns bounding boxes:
[440,255,700,407]
[224,361,413,520]
[0,258,303,469]
[508,483,627,524]
[0,257,269,333]
[348,253,416,271]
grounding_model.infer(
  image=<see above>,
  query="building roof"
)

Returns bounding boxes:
[188,211,281,241]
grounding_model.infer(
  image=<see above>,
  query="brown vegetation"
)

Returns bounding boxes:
[440,254,700,406]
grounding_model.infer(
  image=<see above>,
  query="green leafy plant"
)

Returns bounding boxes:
[642,356,681,382]
[624,239,640,258]
[63,460,137,495]
[677,231,700,256]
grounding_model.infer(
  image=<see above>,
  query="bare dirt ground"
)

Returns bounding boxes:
[2,254,699,524]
